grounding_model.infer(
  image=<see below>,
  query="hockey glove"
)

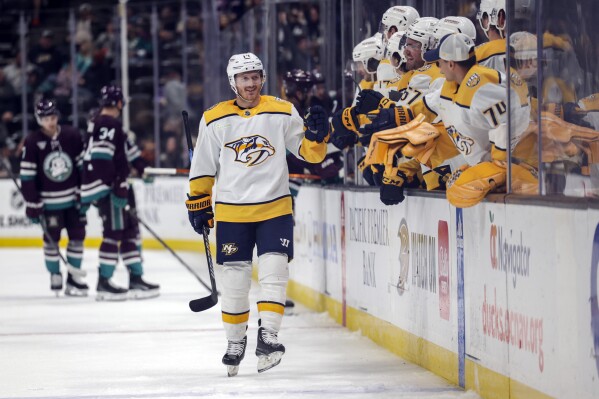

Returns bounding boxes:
[341,106,360,132]
[304,105,329,143]
[563,102,593,129]
[26,202,43,224]
[355,89,394,114]
[110,192,128,209]
[359,105,414,139]
[185,194,214,234]
[358,156,383,187]
[330,109,358,150]
[380,170,407,205]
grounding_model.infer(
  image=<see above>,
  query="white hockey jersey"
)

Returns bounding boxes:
[189,95,327,223]
[475,38,507,73]
[388,63,445,110]
[418,64,530,166]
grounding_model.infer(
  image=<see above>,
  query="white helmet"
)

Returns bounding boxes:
[386,31,407,70]
[352,33,384,76]
[380,6,420,38]
[405,17,438,57]
[477,0,506,38]
[226,52,265,96]
[510,31,537,79]
[431,17,476,48]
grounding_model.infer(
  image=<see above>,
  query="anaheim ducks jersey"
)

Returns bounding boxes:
[475,38,506,73]
[189,95,327,223]
[388,64,445,111]
[419,64,530,166]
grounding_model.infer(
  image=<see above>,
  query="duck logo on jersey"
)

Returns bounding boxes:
[447,125,474,155]
[43,151,73,182]
[225,135,275,166]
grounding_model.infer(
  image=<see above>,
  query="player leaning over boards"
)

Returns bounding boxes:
[81,85,159,301]
[186,53,329,376]
[359,33,537,207]
[19,99,88,296]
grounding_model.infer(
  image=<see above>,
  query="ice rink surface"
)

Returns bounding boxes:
[0,247,480,399]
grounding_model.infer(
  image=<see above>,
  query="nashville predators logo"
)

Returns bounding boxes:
[225,135,275,166]
[447,125,474,155]
[466,73,480,87]
[221,243,238,256]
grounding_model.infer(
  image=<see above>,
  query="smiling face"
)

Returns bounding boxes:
[403,38,424,71]
[234,71,263,106]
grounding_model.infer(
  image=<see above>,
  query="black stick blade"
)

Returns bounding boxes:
[189,293,218,312]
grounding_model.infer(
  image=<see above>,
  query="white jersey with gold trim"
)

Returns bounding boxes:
[422,64,530,166]
[189,95,326,223]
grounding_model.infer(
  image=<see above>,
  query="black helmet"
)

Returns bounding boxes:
[99,85,125,107]
[283,69,315,97]
[35,98,59,124]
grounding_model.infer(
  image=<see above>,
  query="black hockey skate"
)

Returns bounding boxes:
[50,272,62,296]
[96,276,128,301]
[255,327,285,373]
[128,275,160,300]
[222,336,247,377]
[65,273,88,297]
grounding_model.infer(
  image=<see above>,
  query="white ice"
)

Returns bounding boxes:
[0,248,480,399]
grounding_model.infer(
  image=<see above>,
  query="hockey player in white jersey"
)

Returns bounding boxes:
[475,0,507,72]
[360,33,536,207]
[186,53,329,376]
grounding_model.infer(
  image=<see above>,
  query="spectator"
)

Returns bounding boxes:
[95,20,117,64]
[3,50,33,94]
[0,69,17,123]
[161,68,188,120]
[28,30,62,84]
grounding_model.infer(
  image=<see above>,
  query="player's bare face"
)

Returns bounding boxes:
[39,115,59,136]
[235,71,263,105]
[403,38,424,70]
[480,14,490,31]
[437,59,455,82]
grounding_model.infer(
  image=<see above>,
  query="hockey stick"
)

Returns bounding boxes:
[125,205,213,292]
[144,167,190,176]
[182,110,218,312]
[289,173,321,180]
[0,158,86,277]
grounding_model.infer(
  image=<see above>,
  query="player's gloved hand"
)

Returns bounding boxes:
[341,106,360,132]
[110,192,128,209]
[330,109,358,150]
[357,156,383,186]
[359,106,413,139]
[303,105,329,143]
[355,89,393,114]
[380,170,407,205]
[185,194,214,234]
[26,202,43,224]
[563,102,593,128]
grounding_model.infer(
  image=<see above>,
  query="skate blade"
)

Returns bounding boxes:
[128,289,160,300]
[65,286,88,297]
[227,365,239,377]
[257,351,283,373]
[96,292,128,302]
[52,289,61,298]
